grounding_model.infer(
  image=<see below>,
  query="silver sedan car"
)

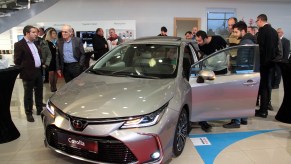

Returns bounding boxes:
[42,37,260,163]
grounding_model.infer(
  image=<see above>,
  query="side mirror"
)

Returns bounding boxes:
[197,70,216,81]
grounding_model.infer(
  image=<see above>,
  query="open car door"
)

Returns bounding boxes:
[189,45,260,122]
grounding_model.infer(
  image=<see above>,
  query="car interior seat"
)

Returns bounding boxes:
[134,51,152,67]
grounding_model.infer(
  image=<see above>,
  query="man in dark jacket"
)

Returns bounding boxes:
[223,21,256,128]
[14,25,43,122]
[195,30,227,132]
[92,28,109,60]
[255,14,280,118]
[272,28,290,89]
[58,24,85,83]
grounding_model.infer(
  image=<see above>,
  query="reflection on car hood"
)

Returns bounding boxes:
[50,73,175,119]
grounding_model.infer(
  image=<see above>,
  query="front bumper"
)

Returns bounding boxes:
[41,109,168,164]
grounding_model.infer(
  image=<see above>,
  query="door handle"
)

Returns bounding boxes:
[243,79,258,86]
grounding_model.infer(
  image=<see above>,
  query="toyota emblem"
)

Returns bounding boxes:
[72,120,83,130]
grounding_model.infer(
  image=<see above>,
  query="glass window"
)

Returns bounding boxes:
[191,45,259,77]
[90,44,180,79]
[207,9,236,39]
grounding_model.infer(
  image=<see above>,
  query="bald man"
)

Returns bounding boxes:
[272,28,290,89]
[58,24,85,83]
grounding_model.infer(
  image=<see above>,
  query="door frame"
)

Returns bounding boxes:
[173,17,201,37]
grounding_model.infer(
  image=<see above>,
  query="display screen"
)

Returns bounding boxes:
[76,31,95,47]
[17,35,24,41]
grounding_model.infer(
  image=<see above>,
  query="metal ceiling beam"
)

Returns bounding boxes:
[0,8,19,12]
[0,0,60,34]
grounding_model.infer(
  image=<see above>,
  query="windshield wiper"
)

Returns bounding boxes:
[88,69,106,75]
[127,74,160,79]
[111,71,159,79]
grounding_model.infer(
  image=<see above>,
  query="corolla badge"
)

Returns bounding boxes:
[68,138,85,146]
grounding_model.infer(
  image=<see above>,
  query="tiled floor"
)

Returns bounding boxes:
[1,77,290,164]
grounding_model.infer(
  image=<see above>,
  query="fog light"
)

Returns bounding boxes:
[151,151,160,159]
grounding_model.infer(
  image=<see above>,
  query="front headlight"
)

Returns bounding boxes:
[46,100,55,116]
[121,103,168,129]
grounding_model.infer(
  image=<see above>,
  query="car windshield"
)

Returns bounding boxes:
[89,44,179,79]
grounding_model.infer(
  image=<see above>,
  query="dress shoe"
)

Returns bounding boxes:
[51,89,57,92]
[26,114,35,122]
[199,122,212,132]
[240,119,248,125]
[255,110,267,118]
[37,110,42,115]
[272,85,279,89]
[223,121,240,128]
[268,103,274,111]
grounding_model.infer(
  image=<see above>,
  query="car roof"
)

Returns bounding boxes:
[125,36,197,46]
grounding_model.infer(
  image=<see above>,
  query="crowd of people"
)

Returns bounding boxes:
[179,14,289,132]
[14,14,290,127]
[13,24,125,122]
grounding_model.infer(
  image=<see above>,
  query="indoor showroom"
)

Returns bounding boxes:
[0,0,291,164]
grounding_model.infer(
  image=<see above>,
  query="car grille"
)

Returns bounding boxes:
[46,125,138,163]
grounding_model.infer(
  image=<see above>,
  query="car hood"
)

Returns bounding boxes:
[50,73,175,119]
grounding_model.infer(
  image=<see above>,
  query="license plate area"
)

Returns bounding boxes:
[57,132,98,153]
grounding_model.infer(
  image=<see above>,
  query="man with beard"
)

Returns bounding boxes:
[195,30,227,132]
[223,21,256,128]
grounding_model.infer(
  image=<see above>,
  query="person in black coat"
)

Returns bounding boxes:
[92,28,109,60]
[272,28,291,89]
[255,14,280,118]
[14,25,43,122]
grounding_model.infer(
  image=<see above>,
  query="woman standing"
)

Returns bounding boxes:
[45,29,59,92]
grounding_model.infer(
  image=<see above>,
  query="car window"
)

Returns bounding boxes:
[191,45,259,77]
[90,44,180,78]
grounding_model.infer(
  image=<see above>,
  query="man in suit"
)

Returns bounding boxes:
[255,14,280,118]
[277,28,290,60]
[57,24,85,83]
[14,25,43,122]
[272,28,290,89]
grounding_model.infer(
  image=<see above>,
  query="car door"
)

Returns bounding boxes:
[189,45,260,122]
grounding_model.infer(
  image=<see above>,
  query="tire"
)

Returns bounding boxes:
[173,108,189,157]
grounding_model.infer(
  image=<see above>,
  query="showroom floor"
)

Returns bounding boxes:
[0,77,290,164]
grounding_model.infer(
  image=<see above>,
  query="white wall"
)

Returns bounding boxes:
[21,0,291,39]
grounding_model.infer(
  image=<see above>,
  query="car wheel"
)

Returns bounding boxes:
[173,108,189,157]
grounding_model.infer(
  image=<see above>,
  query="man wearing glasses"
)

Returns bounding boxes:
[255,14,280,118]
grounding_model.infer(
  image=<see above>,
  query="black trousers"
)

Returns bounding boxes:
[63,62,81,83]
[22,69,43,115]
[272,63,281,87]
[258,65,274,113]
